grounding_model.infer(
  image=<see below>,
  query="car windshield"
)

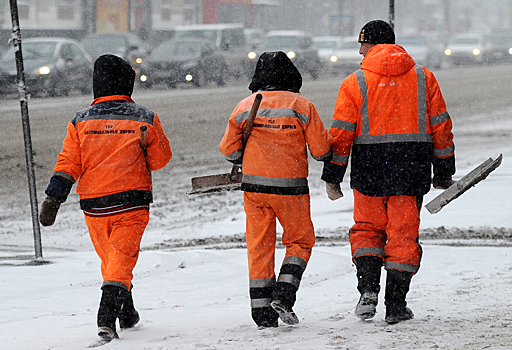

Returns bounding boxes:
[339,40,360,50]
[451,37,480,46]
[314,40,338,49]
[261,36,300,49]
[81,37,127,54]
[152,41,202,59]
[1,41,57,61]
[397,37,428,46]
[175,30,218,44]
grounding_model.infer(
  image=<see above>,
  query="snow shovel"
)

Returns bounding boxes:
[425,154,503,214]
[188,93,263,195]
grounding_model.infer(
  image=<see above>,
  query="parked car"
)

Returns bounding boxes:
[80,33,150,72]
[313,36,344,67]
[247,30,322,79]
[173,24,248,79]
[327,36,362,75]
[397,35,444,68]
[138,38,228,89]
[444,33,493,65]
[488,34,512,62]
[0,37,93,97]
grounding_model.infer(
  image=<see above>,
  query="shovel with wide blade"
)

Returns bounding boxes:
[188,93,262,195]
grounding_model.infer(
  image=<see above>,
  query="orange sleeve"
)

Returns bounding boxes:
[53,122,82,182]
[146,113,172,171]
[329,74,361,165]
[219,100,246,160]
[303,101,333,160]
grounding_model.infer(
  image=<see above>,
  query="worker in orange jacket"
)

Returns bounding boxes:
[321,21,455,324]
[220,52,333,328]
[39,55,172,341]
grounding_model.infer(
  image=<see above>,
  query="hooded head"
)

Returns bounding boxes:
[358,20,395,45]
[248,51,302,93]
[93,54,135,99]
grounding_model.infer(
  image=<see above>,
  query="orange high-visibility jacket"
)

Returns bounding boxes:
[53,95,172,209]
[220,91,333,195]
[322,44,455,196]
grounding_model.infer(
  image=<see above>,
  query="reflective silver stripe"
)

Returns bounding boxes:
[242,175,308,187]
[433,144,455,157]
[356,69,370,136]
[331,119,357,132]
[283,256,307,270]
[235,108,309,124]
[332,153,349,164]
[355,133,432,144]
[249,277,276,288]
[430,111,450,126]
[225,149,243,161]
[416,65,427,134]
[353,247,385,258]
[385,261,419,273]
[251,298,272,308]
[277,274,301,289]
[53,171,75,183]
[80,114,146,122]
[312,149,332,161]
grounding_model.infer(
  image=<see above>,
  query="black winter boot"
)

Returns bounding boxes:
[384,269,414,324]
[97,285,124,340]
[271,257,306,325]
[354,256,382,320]
[119,289,140,330]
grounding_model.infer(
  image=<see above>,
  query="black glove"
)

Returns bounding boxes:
[39,196,61,226]
[432,175,454,190]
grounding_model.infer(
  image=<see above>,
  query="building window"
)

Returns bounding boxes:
[57,0,74,20]
[18,0,30,20]
[161,0,172,21]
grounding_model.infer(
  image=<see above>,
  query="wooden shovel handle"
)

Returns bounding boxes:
[140,125,148,149]
[242,93,262,146]
[230,93,262,180]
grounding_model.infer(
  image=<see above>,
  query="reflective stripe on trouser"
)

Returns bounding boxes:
[84,208,149,290]
[350,189,422,274]
[244,192,314,312]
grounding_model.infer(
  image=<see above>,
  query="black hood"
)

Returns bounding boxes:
[93,54,135,99]
[249,51,302,93]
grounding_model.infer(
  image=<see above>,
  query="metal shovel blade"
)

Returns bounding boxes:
[188,171,243,195]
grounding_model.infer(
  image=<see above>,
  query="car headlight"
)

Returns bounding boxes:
[248,51,257,60]
[135,57,143,64]
[509,48,512,55]
[185,74,193,82]
[472,48,480,56]
[287,51,296,59]
[139,74,147,82]
[37,66,51,75]
[330,55,338,63]
[181,61,199,70]
[444,49,451,56]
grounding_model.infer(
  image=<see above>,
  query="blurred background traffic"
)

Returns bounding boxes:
[0,0,511,97]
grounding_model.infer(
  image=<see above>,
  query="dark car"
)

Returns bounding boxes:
[80,33,150,73]
[247,30,322,79]
[396,35,444,69]
[138,38,228,88]
[0,37,93,97]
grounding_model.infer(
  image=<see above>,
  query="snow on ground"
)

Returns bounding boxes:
[1,95,512,349]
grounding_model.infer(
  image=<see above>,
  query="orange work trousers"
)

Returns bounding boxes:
[350,189,422,273]
[84,209,150,290]
[244,192,315,280]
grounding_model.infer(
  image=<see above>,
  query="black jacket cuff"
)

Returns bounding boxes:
[45,175,73,203]
[433,155,455,178]
[321,161,347,184]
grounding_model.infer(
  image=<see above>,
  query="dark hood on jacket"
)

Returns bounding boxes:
[93,54,135,99]
[249,51,302,93]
